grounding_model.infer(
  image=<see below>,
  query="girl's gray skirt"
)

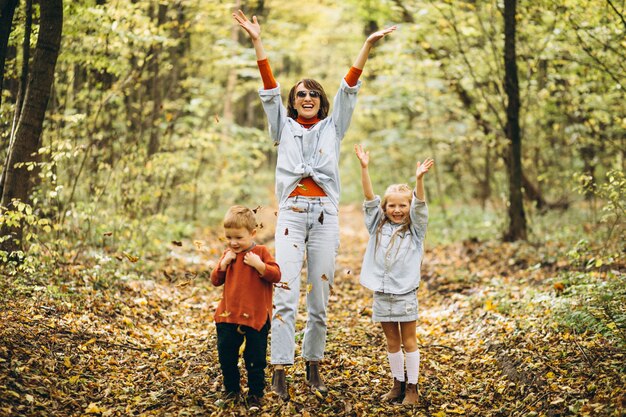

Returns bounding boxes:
[372,290,418,322]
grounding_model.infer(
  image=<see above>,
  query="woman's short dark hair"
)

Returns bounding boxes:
[287,79,330,120]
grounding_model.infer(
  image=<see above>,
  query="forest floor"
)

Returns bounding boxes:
[0,205,624,417]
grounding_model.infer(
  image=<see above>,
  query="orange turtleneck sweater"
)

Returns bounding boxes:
[257,59,362,197]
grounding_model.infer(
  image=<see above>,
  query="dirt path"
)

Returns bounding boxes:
[1,205,623,416]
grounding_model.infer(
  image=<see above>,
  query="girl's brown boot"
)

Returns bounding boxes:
[381,378,405,402]
[402,383,418,405]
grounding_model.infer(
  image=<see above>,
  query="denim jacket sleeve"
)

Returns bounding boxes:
[331,79,361,140]
[259,84,287,143]
[363,195,383,235]
[409,192,428,244]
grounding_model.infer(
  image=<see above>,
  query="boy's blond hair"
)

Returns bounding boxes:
[223,205,257,232]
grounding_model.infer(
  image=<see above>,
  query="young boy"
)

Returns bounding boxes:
[211,205,281,408]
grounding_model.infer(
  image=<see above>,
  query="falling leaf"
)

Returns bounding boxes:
[193,240,204,249]
[171,240,182,247]
[284,228,289,235]
[275,313,285,323]
[252,206,261,214]
[103,231,113,236]
[321,274,329,281]
[297,183,308,191]
[346,269,351,275]
[163,270,175,282]
[219,311,232,317]
[241,313,250,318]
[122,252,139,263]
[553,282,565,292]
[318,211,324,224]
[275,282,291,290]
[307,283,313,293]
[214,114,220,123]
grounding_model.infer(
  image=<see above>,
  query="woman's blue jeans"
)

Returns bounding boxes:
[270,196,340,365]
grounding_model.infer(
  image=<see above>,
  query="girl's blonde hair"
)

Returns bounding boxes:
[375,184,413,258]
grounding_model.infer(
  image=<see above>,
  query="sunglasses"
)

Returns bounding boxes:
[296,90,321,99]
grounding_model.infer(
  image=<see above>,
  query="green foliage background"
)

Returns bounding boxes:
[0,0,623,259]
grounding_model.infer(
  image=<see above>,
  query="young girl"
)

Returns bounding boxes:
[354,144,434,405]
[233,10,396,399]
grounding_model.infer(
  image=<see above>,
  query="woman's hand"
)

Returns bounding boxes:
[365,25,397,46]
[354,144,370,168]
[232,9,261,40]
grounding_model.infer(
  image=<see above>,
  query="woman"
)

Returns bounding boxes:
[233,9,396,399]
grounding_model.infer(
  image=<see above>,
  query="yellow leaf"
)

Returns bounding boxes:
[64,357,71,368]
[219,311,231,317]
[69,375,80,384]
[85,403,102,414]
[239,337,246,355]
[546,371,555,379]
[433,411,447,417]
[122,252,139,263]
[485,299,497,312]
[307,283,313,293]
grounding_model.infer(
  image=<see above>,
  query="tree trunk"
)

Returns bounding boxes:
[147,2,167,157]
[1,0,32,201]
[0,0,18,108]
[503,0,527,241]
[0,0,63,254]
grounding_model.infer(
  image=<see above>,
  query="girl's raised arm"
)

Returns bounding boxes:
[415,158,434,201]
[355,144,375,201]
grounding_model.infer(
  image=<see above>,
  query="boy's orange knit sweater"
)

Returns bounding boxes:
[211,244,281,331]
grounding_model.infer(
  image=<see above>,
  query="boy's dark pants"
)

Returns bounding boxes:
[216,320,270,397]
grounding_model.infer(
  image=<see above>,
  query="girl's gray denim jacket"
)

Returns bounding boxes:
[360,193,428,295]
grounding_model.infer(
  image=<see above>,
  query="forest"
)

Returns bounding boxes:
[0,0,624,416]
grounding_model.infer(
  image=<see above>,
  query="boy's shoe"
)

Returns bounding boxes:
[271,368,290,401]
[402,383,418,405]
[246,394,263,411]
[305,361,328,394]
[214,391,240,407]
[381,378,405,402]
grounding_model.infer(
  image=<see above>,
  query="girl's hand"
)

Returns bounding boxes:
[220,249,237,270]
[366,25,397,46]
[416,158,434,179]
[232,9,261,40]
[354,144,370,168]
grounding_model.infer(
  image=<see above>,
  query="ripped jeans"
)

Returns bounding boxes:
[270,196,340,365]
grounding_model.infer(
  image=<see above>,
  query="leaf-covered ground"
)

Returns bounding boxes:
[1,205,624,416]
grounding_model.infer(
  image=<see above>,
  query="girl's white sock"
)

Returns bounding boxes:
[387,350,405,381]
[405,350,420,384]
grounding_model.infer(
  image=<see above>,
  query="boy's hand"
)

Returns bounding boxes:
[232,9,261,40]
[244,252,266,275]
[219,249,237,270]
[354,144,370,168]
[416,158,434,179]
[365,25,397,46]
